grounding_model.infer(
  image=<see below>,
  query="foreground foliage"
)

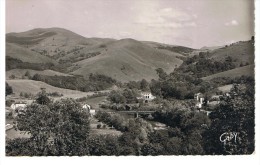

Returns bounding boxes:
[7,98,90,156]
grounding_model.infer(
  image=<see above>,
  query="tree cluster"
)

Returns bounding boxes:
[150,68,212,99]
[32,73,117,92]
[6,98,90,156]
[108,89,139,104]
[6,56,54,71]
[176,56,236,78]
[203,80,255,155]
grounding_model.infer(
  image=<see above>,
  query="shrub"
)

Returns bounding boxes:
[97,124,102,129]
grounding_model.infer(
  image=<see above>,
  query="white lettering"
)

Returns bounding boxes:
[219,132,238,145]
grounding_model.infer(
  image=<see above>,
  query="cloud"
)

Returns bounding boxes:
[119,31,132,38]
[135,7,197,29]
[225,20,238,26]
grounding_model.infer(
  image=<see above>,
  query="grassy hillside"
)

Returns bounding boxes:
[202,64,254,81]
[6,69,72,79]
[71,39,183,82]
[6,79,92,98]
[7,28,115,57]
[142,41,196,56]
[209,40,254,66]
[6,28,187,82]
[6,43,56,64]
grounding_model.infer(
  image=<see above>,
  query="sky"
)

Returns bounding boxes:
[6,0,254,48]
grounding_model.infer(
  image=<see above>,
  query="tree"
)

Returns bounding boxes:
[8,98,90,156]
[122,89,138,103]
[251,36,254,41]
[127,81,141,90]
[140,79,149,91]
[36,88,51,105]
[32,73,41,81]
[6,82,13,96]
[156,68,168,81]
[24,71,32,79]
[88,135,120,155]
[203,84,254,155]
[108,90,126,104]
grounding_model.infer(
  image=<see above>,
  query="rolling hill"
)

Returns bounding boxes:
[71,38,183,82]
[202,64,254,81]
[143,41,196,56]
[6,28,115,57]
[6,28,184,82]
[6,43,56,64]
[209,40,254,66]
[6,27,254,83]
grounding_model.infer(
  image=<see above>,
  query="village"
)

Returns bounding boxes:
[5,83,235,140]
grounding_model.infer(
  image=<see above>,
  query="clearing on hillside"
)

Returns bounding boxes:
[202,64,254,81]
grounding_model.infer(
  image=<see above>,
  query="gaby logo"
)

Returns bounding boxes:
[219,132,238,145]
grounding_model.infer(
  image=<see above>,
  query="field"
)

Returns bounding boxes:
[84,96,107,109]
[202,64,254,81]
[218,84,233,92]
[6,79,93,98]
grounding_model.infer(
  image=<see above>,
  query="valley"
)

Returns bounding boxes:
[5,28,255,156]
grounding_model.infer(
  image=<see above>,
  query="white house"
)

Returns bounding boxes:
[82,104,91,110]
[194,93,204,103]
[139,92,156,102]
[82,103,95,117]
[195,102,202,109]
[89,109,96,116]
[10,102,27,118]
[10,103,27,110]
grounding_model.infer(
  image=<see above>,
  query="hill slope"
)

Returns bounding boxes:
[6,69,73,79]
[6,28,115,57]
[71,39,183,82]
[209,40,254,66]
[6,79,92,98]
[202,64,254,81]
[6,43,56,64]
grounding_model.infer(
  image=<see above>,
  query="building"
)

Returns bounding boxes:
[82,104,91,110]
[10,102,27,110]
[195,102,202,109]
[89,109,96,116]
[194,93,204,103]
[194,93,205,110]
[10,102,27,118]
[82,103,95,117]
[138,92,156,103]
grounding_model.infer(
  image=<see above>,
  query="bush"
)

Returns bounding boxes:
[6,83,13,96]
[97,124,102,129]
